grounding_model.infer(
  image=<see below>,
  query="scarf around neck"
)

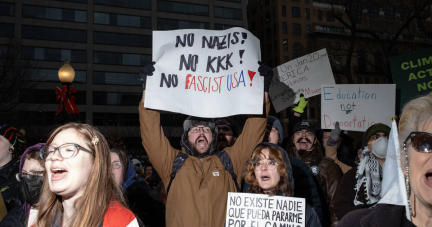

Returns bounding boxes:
[354,147,382,205]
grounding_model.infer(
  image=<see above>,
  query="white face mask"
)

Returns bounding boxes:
[371,136,388,158]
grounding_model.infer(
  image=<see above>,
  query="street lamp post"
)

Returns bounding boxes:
[58,61,75,90]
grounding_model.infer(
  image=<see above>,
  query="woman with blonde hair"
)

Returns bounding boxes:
[34,123,138,227]
[244,142,321,226]
[339,91,432,226]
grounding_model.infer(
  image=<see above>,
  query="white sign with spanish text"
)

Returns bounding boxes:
[225,192,306,227]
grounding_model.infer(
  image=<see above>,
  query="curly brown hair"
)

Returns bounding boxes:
[243,145,293,196]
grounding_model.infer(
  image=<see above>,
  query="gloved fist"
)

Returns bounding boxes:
[293,94,308,113]
[139,61,155,90]
[258,61,273,92]
[328,121,341,147]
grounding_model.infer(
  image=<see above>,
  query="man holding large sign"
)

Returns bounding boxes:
[320,84,395,131]
[138,28,272,227]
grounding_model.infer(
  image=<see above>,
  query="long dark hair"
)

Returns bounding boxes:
[243,145,293,196]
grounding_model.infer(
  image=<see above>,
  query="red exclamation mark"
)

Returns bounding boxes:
[248,70,256,87]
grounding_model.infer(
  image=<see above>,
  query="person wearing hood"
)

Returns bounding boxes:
[110,148,165,227]
[243,143,321,227]
[263,116,324,223]
[15,143,46,227]
[287,121,343,227]
[0,125,26,226]
[332,123,390,220]
[138,62,272,227]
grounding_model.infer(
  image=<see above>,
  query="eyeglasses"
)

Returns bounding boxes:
[40,143,94,160]
[16,171,44,182]
[403,132,432,153]
[112,161,122,169]
[189,127,213,134]
[252,160,278,171]
[295,130,313,136]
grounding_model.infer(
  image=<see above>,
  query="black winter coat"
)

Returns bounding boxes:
[338,204,415,227]
[125,181,165,227]
[0,159,24,227]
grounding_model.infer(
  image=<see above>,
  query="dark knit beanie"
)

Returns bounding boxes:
[215,117,239,137]
[0,124,27,154]
[362,123,391,147]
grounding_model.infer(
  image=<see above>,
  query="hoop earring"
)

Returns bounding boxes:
[404,143,414,217]
[8,148,14,154]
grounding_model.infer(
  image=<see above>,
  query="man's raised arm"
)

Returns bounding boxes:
[226,62,272,181]
[139,63,179,186]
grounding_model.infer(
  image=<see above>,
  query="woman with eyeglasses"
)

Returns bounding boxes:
[15,143,45,227]
[110,148,166,227]
[338,92,432,227]
[243,143,321,227]
[33,123,138,227]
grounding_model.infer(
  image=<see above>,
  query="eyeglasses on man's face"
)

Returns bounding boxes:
[189,127,213,134]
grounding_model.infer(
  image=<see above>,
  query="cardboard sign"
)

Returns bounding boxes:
[389,48,432,110]
[144,28,263,118]
[269,49,335,113]
[321,84,396,132]
[225,192,306,227]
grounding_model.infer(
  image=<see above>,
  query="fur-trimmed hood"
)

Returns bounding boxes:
[180,116,219,158]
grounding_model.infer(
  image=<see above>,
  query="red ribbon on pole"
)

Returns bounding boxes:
[55,85,80,115]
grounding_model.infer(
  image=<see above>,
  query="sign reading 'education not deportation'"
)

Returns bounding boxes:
[390,48,432,109]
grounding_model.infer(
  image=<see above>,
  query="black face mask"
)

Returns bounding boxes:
[20,175,43,205]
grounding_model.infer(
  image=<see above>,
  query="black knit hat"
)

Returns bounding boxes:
[0,124,27,154]
[293,121,316,135]
[362,123,391,148]
[215,117,239,137]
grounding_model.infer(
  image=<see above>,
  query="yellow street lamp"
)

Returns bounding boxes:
[58,61,75,87]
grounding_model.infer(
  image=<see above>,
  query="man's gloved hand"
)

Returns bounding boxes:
[293,94,308,113]
[139,61,155,90]
[328,121,341,147]
[258,61,273,92]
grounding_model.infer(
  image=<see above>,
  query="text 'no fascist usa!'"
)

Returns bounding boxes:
[145,28,263,118]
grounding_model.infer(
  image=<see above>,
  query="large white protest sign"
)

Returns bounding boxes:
[225,192,306,227]
[144,28,263,118]
[321,84,396,132]
[269,49,335,113]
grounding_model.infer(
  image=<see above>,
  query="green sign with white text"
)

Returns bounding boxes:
[390,48,432,109]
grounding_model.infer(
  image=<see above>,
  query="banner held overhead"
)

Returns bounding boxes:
[145,28,263,118]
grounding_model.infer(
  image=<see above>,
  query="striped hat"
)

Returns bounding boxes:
[0,124,27,154]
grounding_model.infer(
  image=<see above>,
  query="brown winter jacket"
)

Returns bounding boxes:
[139,98,269,227]
[303,157,343,227]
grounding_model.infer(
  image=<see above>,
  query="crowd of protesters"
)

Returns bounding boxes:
[0,61,431,227]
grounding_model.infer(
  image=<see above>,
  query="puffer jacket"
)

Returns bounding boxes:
[139,99,269,227]
[303,157,343,227]
[0,159,24,226]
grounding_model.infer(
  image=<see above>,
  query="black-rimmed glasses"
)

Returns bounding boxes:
[403,132,432,153]
[40,143,94,160]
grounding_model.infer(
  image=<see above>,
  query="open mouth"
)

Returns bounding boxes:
[197,137,207,147]
[261,176,270,181]
[298,140,309,149]
[425,171,432,188]
[51,167,68,181]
